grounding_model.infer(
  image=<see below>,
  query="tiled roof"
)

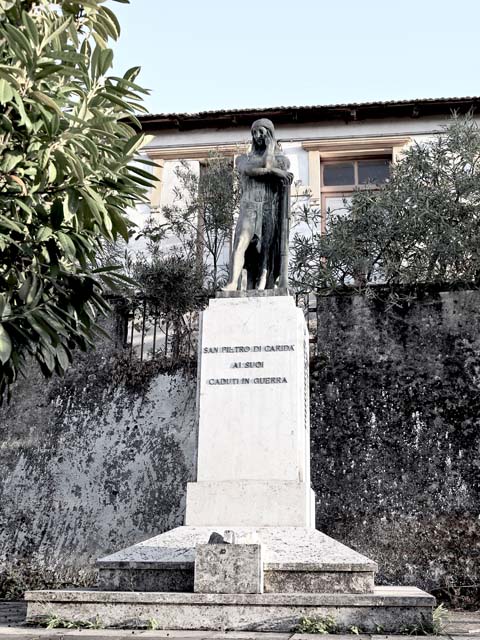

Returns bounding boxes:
[138,97,480,131]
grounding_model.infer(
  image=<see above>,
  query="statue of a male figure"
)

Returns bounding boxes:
[223,119,293,291]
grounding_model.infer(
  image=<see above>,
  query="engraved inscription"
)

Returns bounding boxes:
[203,344,294,354]
[231,362,264,369]
[207,377,288,385]
[204,344,294,387]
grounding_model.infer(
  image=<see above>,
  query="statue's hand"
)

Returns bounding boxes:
[266,138,276,155]
[271,168,292,182]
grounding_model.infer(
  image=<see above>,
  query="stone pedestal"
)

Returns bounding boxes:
[95,526,377,594]
[25,292,435,631]
[185,294,314,528]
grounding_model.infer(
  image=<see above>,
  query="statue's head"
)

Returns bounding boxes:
[251,118,276,151]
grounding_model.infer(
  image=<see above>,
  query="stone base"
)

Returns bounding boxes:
[96,526,377,594]
[185,482,315,527]
[25,587,435,632]
[215,288,290,299]
[193,295,313,531]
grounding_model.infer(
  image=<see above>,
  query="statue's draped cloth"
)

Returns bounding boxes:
[236,153,290,289]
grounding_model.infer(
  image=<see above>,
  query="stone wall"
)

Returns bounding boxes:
[311,290,480,608]
[0,326,197,596]
[0,290,479,607]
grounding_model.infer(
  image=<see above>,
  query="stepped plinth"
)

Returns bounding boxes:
[25,294,434,632]
[96,526,377,594]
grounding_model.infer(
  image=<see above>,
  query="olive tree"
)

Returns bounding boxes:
[0,0,156,398]
[160,153,239,290]
[290,115,480,296]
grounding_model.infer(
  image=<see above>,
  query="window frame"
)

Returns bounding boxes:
[320,155,391,232]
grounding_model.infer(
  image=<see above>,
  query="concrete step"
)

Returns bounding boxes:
[97,526,376,594]
[24,586,434,633]
[4,603,477,639]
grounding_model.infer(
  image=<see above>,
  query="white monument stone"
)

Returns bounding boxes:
[185,293,315,528]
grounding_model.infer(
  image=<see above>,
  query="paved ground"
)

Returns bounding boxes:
[0,602,478,640]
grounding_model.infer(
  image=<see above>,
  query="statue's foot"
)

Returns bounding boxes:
[222,282,237,292]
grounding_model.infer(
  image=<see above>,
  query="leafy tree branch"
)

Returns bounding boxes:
[0,0,157,399]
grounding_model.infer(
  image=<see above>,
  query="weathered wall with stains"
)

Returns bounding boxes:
[1,291,479,606]
[311,290,480,607]
[0,325,197,595]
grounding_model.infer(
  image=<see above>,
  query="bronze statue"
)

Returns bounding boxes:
[223,119,292,291]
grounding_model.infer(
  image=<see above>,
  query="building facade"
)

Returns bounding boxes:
[135,97,480,264]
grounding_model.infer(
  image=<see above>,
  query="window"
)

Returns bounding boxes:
[321,157,391,231]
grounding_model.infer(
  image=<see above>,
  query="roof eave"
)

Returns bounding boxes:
[138,97,480,132]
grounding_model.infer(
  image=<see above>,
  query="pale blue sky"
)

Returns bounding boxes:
[110,0,480,115]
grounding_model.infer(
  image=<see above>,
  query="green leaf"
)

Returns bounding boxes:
[100,91,133,112]
[63,149,85,182]
[39,345,55,373]
[0,325,12,365]
[108,76,148,94]
[18,276,31,303]
[0,0,16,10]
[123,66,141,81]
[57,231,76,258]
[123,132,145,156]
[26,276,41,306]
[14,199,33,222]
[92,31,108,50]
[98,48,114,76]
[0,78,14,104]
[55,344,70,372]
[3,24,33,58]
[128,165,156,181]
[101,270,137,287]
[1,151,23,173]
[36,227,53,242]
[109,207,129,241]
[47,162,57,183]
[0,214,26,234]
[0,69,20,91]
[13,92,32,130]
[0,113,13,133]
[100,5,122,38]
[30,91,63,117]
[41,17,71,48]
[0,297,12,321]
[22,11,39,46]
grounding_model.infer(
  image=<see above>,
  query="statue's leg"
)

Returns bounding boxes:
[223,230,252,291]
[257,269,268,290]
[256,241,269,290]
